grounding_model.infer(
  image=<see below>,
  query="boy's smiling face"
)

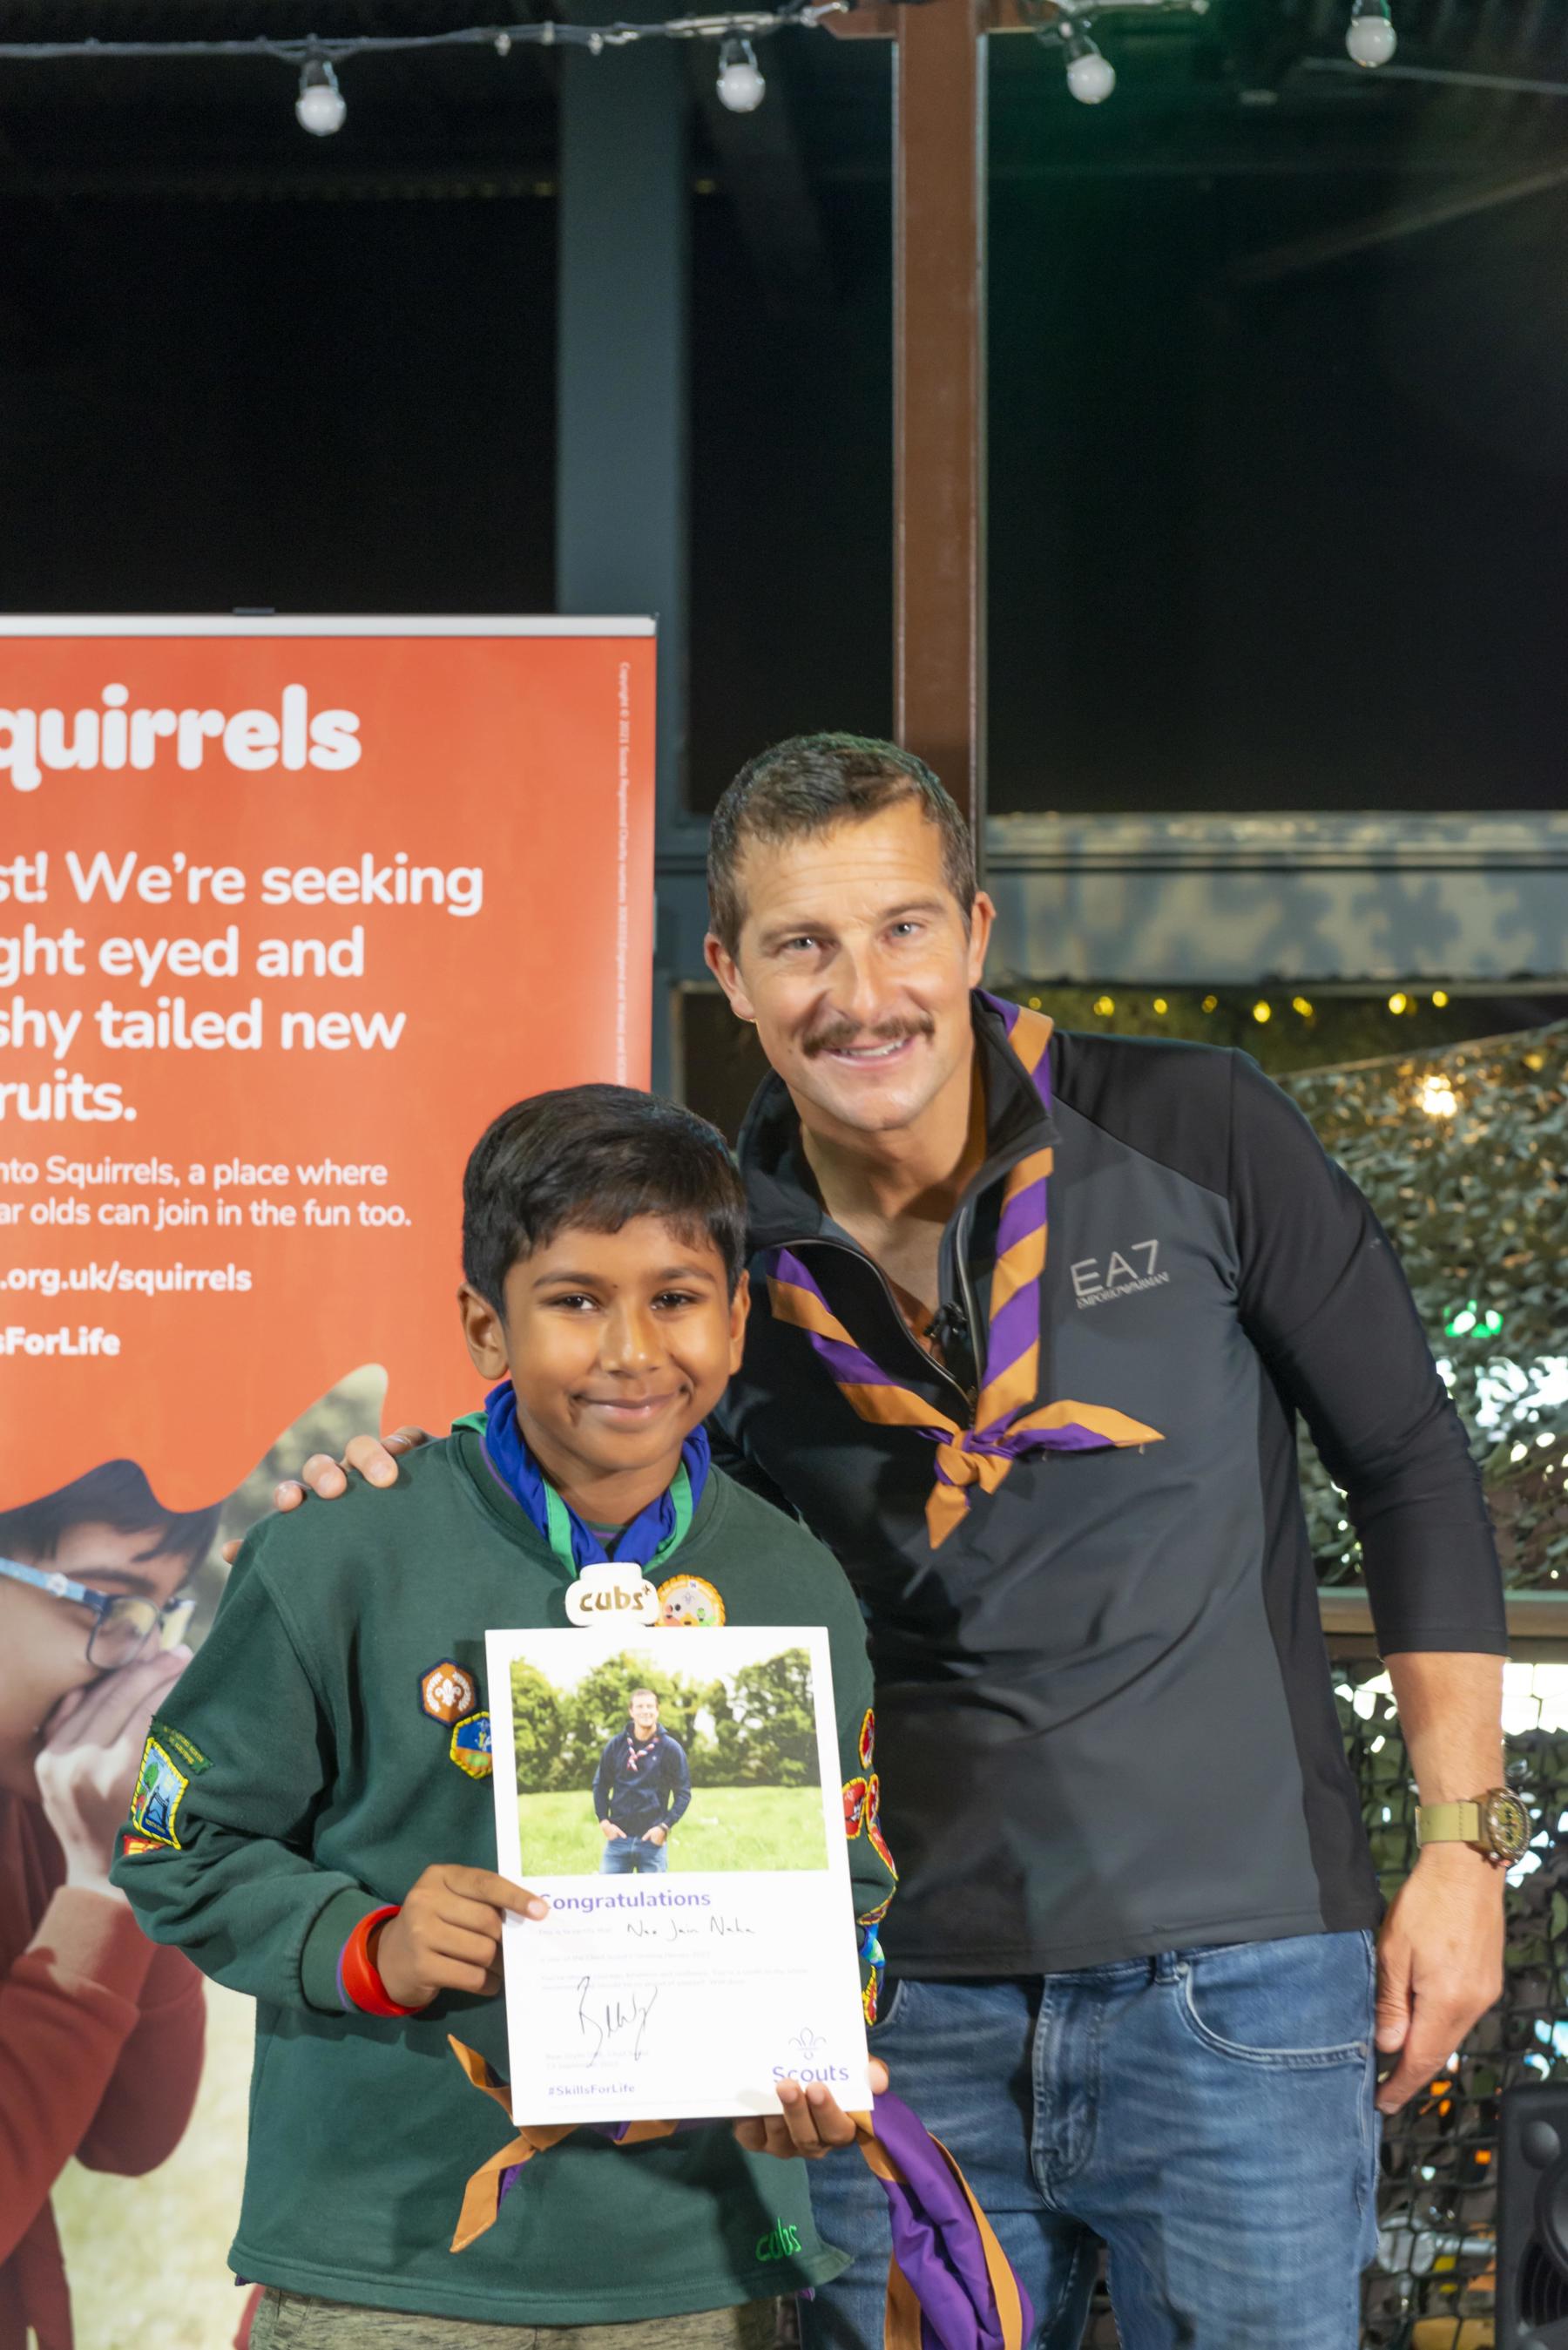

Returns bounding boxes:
[458,1216,748,1521]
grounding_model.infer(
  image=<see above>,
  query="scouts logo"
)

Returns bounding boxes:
[130,1735,190,1848]
[420,1660,477,1724]
[450,1710,494,1780]
[656,1572,726,1628]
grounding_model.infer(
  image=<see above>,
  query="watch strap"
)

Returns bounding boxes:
[1416,1800,1484,1848]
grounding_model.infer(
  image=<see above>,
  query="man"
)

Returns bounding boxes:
[0,1459,213,2350]
[285,735,1508,2348]
[593,1686,692,1873]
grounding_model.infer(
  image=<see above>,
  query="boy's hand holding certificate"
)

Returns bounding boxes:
[486,1619,875,2126]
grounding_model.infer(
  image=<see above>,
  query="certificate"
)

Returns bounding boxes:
[485,1622,873,2126]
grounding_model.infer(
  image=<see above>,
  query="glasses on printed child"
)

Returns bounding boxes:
[0,1555,196,1669]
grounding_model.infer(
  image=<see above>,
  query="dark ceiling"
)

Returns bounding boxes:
[3,0,1566,815]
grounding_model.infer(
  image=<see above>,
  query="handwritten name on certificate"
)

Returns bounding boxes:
[484,1620,873,2125]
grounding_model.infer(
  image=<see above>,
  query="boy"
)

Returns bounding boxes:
[114,1085,896,2347]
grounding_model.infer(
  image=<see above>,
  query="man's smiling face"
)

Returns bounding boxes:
[706,797,994,1146]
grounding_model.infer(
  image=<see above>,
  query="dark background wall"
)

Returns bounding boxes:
[3,10,1566,819]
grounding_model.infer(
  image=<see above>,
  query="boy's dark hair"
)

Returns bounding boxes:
[706,731,977,955]
[0,1459,220,1576]
[463,1084,747,1317]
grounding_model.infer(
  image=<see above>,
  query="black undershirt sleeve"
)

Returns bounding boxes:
[1227,1050,1506,1659]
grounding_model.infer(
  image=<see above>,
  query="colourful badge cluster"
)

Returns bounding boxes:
[419,1656,492,1779]
[842,1708,896,2023]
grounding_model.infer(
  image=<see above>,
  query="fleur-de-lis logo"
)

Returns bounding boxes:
[789,2026,824,2061]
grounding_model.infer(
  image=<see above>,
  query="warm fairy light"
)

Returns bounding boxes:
[1028,996,1043,1010]
[1432,990,1449,1008]
[1201,994,1218,1013]
[1292,996,1314,1017]
[1420,1074,1457,1118]
[1252,1001,1272,1024]
[1093,995,1115,1016]
[1388,992,1409,1014]
[1152,998,1168,1014]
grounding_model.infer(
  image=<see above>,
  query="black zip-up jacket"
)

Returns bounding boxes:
[591,1720,693,1840]
[714,994,1506,1974]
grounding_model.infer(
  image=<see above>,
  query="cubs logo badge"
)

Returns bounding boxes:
[656,1572,726,1627]
[130,1736,190,1847]
[450,1710,493,1779]
[420,1660,477,1724]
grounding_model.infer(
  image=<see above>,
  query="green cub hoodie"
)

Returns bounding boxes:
[112,1432,897,2326]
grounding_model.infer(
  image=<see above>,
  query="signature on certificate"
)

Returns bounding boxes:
[577,1974,659,2065]
[626,1913,755,1943]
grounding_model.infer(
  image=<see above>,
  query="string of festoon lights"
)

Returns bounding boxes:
[0,0,1397,118]
[0,6,835,123]
[1028,0,1395,104]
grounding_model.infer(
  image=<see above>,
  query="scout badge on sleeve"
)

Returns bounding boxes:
[129,1725,206,1847]
[446,2037,1033,2350]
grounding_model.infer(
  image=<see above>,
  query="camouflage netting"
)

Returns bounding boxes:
[1282,1020,1568,1591]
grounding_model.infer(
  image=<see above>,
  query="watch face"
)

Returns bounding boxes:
[1482,1788,1530,1862]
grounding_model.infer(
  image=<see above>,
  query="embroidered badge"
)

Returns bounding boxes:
[119,1831,166,1859]
[842,1777,868,1837]
[450,1710,494,1779]
[857,1708,875,1774]
[656,1572,726,1628]
[420,1661,477,1724]
[865,1773,896,1879]
[862,1970,880,2028]
[755,2218,804,2263]
[147,1717,211,1777]
[130,1735,190,1847]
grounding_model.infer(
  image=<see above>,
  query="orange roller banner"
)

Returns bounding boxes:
[0,617,656,1507]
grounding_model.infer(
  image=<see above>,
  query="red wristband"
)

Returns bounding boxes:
[337,1903,421,2016]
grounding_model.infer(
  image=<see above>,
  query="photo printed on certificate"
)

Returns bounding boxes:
[485,1622,873,2125]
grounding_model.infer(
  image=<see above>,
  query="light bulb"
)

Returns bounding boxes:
[296,58,347,136]
[716,38,767,112]
[1063,27,1115,104]
[1346,0,1396,67]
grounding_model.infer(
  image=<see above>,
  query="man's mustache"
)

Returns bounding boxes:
[802,1016,935,1058]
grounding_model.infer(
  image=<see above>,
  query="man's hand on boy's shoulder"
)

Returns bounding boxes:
[733,2062,889,2162]
[374,1863,548,2010]
[219,1426,430,1565]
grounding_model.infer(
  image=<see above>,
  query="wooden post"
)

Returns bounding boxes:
[894,0,988,852]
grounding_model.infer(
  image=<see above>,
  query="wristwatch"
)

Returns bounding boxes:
[1415,1787,1529,1865]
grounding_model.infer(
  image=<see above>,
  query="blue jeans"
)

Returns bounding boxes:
[802,1933,1380,2350]
[599,1832,669,1873]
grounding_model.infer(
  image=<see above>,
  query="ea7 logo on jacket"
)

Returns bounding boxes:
[1071,1240,1168,1310]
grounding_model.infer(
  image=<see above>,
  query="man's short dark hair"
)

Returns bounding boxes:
[706,732,977,955]
[0,1459,219,1577]
[463,1084,747,1318]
